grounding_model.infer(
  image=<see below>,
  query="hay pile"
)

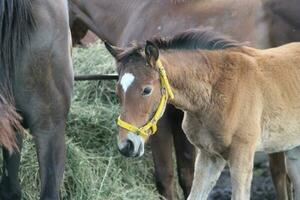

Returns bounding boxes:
[18,42,161,200]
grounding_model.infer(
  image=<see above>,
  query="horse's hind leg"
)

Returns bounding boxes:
[0,133,23,200]
[285,146,300,199]
[171,107,195,199]
[151,114,174,200]
[269,152,290,200]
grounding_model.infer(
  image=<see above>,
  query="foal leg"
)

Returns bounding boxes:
[171,108,195,199]
[229,143,256,200]
[0,133,23,200]
[269,152,290,200]
[285,146,300,199]
[151,114,174,200]
[187,149,226,200]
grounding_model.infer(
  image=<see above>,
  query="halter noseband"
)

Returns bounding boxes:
[117,59,174,139]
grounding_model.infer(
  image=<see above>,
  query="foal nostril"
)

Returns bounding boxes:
[118,139,135,157]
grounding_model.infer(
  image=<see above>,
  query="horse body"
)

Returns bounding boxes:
[0,0,72,199]
[255,44,300,153]
[167,43,300,200]
[105,29,300,199]
[70,0,268,47]
[176,44,300,153]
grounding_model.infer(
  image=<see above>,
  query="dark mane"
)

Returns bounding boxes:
[118,29,242,62]
[152,28,241,51]
[0,0,35,101]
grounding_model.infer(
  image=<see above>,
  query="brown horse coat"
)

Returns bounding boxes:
[106,29,300,199]
[70,0,300,199]
[162,43,300,200]
[166,44,300,153]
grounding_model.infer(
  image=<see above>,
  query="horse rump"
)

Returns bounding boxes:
[0,94,23,153]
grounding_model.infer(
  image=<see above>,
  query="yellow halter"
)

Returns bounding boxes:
[117,59,174,139]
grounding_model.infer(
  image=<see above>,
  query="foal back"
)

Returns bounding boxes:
[249,43,300,152]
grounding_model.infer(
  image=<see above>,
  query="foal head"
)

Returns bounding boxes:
[106,41,166,157]
[106,29,240,157]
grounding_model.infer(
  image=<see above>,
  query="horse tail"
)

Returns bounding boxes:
[0,0,35,152]
[0,95,22,152]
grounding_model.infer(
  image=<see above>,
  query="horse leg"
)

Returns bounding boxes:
[171,108,195,199]
[17,31,72,200]
[0,133,23,200]
[229,143,256,200]
[285,146,300,199]
[21,79,71,200]
[269,152,290,200]
[151,114,174,200]
[187,149,226,200]
[33,121,67,200]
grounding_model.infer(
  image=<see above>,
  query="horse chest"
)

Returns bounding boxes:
[182,112,225,154]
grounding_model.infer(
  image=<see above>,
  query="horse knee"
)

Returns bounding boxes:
[154,168,174,199]
[285,147,300,172]
[155,168,173,188]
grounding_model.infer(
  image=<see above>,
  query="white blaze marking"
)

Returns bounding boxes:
[120,73,135,93]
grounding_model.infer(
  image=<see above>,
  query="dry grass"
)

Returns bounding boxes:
[16,41,161,200]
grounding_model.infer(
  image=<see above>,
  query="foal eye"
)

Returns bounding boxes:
[142,86,152,96]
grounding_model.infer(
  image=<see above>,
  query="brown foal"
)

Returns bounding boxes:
[106,29,300,199]
[69,0,300,198]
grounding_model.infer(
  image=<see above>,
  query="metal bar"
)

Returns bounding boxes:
[74,74,119,81]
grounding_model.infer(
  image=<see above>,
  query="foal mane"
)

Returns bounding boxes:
[118,28,241,62]
[152,28,241,51]
[0,0,35,152]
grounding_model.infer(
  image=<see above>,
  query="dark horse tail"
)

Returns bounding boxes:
[0,0,35,152]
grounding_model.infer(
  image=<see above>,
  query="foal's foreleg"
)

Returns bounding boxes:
[187,149,226,200]
[228,143,256,200]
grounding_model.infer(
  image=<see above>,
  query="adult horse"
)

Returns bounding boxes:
[0,0,73,199]
[69,0,300,199]
[105,28,300,200]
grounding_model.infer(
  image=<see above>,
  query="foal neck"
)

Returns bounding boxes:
[159,49,231,112]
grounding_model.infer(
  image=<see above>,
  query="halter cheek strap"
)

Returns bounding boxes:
[117,59,174,139]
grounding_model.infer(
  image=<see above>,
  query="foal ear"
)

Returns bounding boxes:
[145,41,159,67]
[104,41,124,59]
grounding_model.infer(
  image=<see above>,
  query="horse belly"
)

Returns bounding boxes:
[257,119,300,153]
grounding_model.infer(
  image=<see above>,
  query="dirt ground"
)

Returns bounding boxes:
[208,161,276,200]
